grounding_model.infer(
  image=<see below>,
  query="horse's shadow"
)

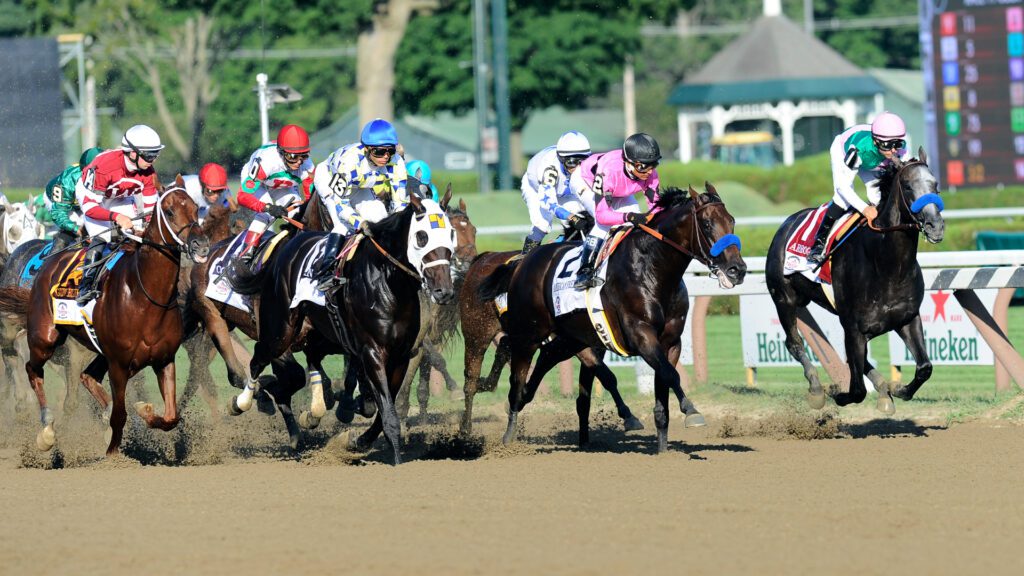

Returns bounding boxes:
[840,418,943,439]
[524,425,755,458]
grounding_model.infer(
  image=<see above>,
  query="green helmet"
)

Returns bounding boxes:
[79,147,103,168]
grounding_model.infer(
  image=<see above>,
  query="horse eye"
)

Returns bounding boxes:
[416,231,428,248]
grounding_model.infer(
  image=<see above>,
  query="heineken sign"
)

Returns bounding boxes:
[740,295,853,368]
[887,289,994,365]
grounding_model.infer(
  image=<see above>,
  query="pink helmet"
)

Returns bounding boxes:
[871,112,906,141]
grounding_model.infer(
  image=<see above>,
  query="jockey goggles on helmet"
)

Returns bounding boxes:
[367,146,397,159]
[129,142,161,163]
[560,155,588,170]
[281,150,309,162]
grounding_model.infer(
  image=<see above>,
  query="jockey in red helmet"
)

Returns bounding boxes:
[182,162,229,225]
[235,124,314,268]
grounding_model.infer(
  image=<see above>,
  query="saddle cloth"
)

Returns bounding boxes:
[290,234,365,309]
[205,229,289,312]
[783,205,860,285]
[50,248,119,352]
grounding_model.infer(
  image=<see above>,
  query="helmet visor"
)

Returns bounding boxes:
[129,142,160,163]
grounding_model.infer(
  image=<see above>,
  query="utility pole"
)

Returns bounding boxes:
[624,56,636,137]
[472,0,492,193]
[491,0,511,190]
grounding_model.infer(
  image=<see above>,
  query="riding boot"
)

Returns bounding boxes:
[521,237,541,255]
[234,229,263,272]
[76,241,107,306]
[573,236,604,290]
[806,203,845,268]
[315,233,345,292]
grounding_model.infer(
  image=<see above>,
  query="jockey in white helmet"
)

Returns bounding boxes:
[519,130,594,254]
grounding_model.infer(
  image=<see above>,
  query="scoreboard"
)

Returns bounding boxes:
[921,0,1024,189]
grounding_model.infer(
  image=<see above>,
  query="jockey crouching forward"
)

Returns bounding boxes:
[74,125,164,305]
[520,130,595,254]
[183,162,229,226]
[310,118,409,291]
[569,133,662,289]
[45,146,103,249]
[235,124,314,269]
[805,111,909,268]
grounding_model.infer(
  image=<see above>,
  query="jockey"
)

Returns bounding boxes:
[806,111,909,267]
[235,124,314,268]
[44,146,103,246]
[405,159,438,202]
[520,130,594,254]
[75,125,164,305]
[310,118,408,290]
[182,162,229,225]
[569,133,661,289]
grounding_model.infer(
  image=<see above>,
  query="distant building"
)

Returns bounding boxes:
[667,1,890,166]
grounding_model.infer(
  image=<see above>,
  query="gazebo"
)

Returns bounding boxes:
[667,0,885,165]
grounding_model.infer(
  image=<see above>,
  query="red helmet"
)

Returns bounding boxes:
[199,163,228,190]
[277,124,310,154]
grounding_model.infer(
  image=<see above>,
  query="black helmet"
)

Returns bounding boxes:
[623,133,661,165]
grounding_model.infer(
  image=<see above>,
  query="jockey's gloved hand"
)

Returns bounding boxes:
[862,205,878,224]
[568,212,594,232]
[264,204,288,219]
[625,211,647,227]
[358,220,373,237]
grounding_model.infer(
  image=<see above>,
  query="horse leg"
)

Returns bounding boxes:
[579,350,644,432]
[864,359,896,415]
[204,306,250,390]
[460,331,494,436]
[424,340,460,396]
[3,334,30,415]
[231,346,273,416]
[79,355,111,424]
[576,372,594,448]
[105,362,130,456]
[267,357,306,450]
[395,348,422,421]
[635,331,690,454]
[135,361,179,431]
[832,330,869,406]
[297,365,329,432]
[25,345,57,451]
[178,332,208,412]
[778,303,827,409]
[503,342,538,446]
[890,317,933,402]
[380,355,410,465]
[481,336,510,392]
[520,340,579,410]
[335,359,358,424]
[417,350,431,419]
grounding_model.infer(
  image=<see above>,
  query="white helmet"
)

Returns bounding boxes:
[556,131,591,157]
[121,124,165,156]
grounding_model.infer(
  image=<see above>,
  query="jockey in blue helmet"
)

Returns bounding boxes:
[405,159,439,201]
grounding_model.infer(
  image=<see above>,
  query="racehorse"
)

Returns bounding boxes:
[765,149,944,413]
[0,177,209,455]
[459,247,646,441]
[478,184,746,453]
[228,191,457,464]
[395,198,478,420]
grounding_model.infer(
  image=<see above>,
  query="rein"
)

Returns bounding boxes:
[131,186,197,309]
[636,200,738,268]
[367,235,420,280]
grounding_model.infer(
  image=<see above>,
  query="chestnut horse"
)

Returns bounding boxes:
[228,192,457,464]
[0,178,209,455]
[478,184,746,453]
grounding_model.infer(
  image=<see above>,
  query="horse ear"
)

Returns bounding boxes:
[459,197,467,212]
[175,173,185,187]
[704,180,718,197]
[413,167,423,180]
[440,183,453,210]
[687,185,699,201]
[409,192,425,213]
[918,147,928,165]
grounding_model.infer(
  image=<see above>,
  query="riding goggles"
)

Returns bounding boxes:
[282,151,310,162]
[130,143,161,163]
[874,138,905,152]
[367,146,397,159]
[560,155,587,169]
[630,160,659,173]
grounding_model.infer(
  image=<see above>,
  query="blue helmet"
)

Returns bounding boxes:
[360,118,399,147]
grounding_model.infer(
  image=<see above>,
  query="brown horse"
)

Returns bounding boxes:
[0,177,210,455]
[478,184,746,453]
[459,248,645,440]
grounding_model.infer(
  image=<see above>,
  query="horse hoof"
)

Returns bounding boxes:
[806,392,827,410]
[684,413,706,428]
[36,425,55,452]
[310,389,327,419]
[876,394,896,415]
[104,426,113,447]
[102,405,112,426]
[298,410,321,430]
[255,390,277,416]
[228,397,244,417]
[133,402,153,419]
[336,401,355,424]
[623,415,645,431]
[891,386,912,401]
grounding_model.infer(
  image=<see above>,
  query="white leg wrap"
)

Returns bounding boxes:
[309,370,326,418]
[236,378,258,412]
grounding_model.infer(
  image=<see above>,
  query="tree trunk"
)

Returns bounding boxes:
[357,0,438,125]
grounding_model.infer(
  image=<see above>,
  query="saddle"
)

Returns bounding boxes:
[51,245,123,302]
[783,206,861,284]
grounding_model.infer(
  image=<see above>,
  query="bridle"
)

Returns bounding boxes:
[636,197,741,276]
[866,159,944,234]
[131,186,202,309]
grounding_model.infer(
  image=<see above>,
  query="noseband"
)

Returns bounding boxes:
[867,160,943,234]
[637,199,741,275]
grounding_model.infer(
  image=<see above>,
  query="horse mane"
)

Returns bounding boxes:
[652,186,720,212]
[366,202,413,242]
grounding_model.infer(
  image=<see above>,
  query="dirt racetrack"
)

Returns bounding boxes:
[1,404,1023,576]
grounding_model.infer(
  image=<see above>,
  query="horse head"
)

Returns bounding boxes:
[445,192,477,278]
[878,147,945,244]
[651,184,746,289]
[407,189,456,305]
[147,174,211,263]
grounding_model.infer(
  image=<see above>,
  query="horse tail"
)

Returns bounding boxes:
[477,261,519,302]
[228,262,269,296]
[0,286,32,317]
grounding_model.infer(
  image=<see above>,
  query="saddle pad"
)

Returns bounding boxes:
[290,237,330,309]
[783,205,860,284]
[205,230,289,312]
[50,249,87,300]
[52,298,96,326]
[19,240,55,288]
[550,245,609,317]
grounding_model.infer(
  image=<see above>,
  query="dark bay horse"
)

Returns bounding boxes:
[479,184,746,453]
[459,248,645,440]
[765,149,944,413]
[0,178,209,455]
[229,192,457,464]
